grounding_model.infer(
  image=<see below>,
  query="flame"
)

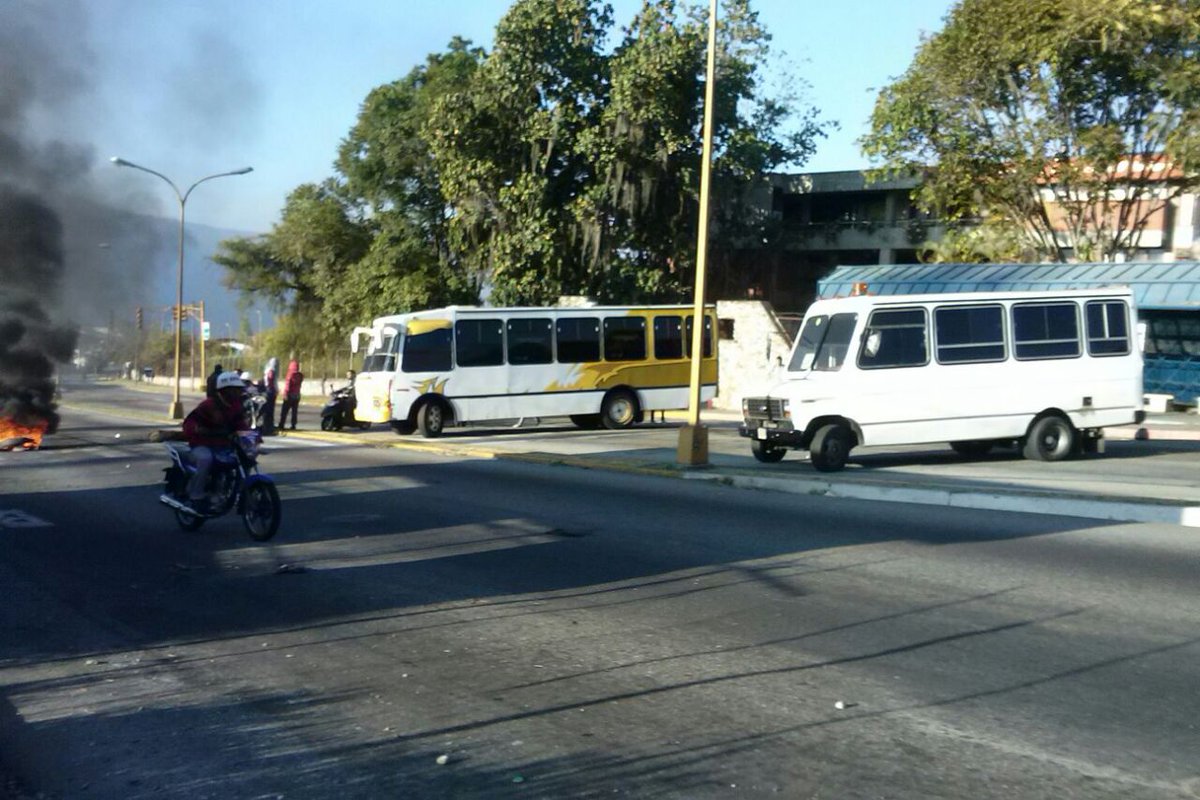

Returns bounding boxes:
[0,417,49,450]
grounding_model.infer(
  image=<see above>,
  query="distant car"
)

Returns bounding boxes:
[142,367,155,380]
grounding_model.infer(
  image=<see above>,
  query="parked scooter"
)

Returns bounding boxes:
[159,430,281,540]
[320,386,370,431]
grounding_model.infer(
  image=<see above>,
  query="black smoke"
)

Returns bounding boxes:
[0,187,77,430]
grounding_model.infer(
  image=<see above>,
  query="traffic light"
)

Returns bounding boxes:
[135,306,143,330]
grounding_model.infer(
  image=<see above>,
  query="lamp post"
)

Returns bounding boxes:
[110,157,252,419]
[677,0,718,466]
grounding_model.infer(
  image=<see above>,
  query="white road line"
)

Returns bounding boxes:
[0,510,53,528]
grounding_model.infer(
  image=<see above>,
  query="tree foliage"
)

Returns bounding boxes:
[219,0,826,331]
[863,0,1200,263]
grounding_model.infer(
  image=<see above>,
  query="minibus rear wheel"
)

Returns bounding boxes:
[751,440,786,463]
[1023,414,1075,461]
[810,423,852,472]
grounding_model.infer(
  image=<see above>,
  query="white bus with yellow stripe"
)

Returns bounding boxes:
[350,305,718,437]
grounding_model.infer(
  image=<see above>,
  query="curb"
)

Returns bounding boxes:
[681,472,1200,528]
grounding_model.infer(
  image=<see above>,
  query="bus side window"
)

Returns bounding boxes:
[455,319,504,367]
[604,317,647,361]
[402,328,452,373]
[684,315,714,358]
[557,317,601,363]
[507,318,554,365]
[654,316,684,360]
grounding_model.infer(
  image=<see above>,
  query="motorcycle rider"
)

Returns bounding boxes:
[182,371,249,513]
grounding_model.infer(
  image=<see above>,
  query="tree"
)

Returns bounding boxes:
[863,0,1200,263]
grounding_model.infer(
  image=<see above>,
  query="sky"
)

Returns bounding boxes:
[25,0,956,234]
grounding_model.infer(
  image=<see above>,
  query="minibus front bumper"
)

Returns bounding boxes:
[738,421,806,448]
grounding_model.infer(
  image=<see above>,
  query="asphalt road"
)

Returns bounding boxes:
[1,402,1199,798]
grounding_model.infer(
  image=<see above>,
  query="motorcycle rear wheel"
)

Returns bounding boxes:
[242,481,282,541]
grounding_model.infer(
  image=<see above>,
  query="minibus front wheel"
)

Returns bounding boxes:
[810,423,853,472]
[1023,414,1075,461]
[751,440,786,463]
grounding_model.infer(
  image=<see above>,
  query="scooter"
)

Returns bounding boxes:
[159,430,281,540]
[320,386,370,431]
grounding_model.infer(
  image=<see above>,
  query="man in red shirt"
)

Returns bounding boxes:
[182,371,249,513]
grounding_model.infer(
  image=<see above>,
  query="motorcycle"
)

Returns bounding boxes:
[159,430,281,540]
[320,386,370,431]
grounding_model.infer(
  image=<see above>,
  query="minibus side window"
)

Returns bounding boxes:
[402,328,453,373]
[858,308,928,369]
[934,305,1005,363]
[1085,301,1131,356]
[1013,303,1080,360]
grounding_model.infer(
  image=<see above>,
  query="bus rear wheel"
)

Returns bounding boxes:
[601,390,638,430]
[1023,414,1074,461]
[417,401,448,438]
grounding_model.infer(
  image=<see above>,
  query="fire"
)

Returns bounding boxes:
[0,417,48,450]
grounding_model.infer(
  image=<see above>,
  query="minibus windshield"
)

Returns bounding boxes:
[787,313,857,372]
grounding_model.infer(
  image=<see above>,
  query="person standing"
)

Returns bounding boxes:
[262,357,280,435]
[280,358,304,430]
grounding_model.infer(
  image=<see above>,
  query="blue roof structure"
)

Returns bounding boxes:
[817,262,1200,310]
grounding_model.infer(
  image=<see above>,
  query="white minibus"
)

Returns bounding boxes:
[740,286,1144,470]
[351,305,717,436]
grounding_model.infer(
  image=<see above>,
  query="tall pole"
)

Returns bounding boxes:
[677,0,719,466]
[199,299,206,388]
[110,157,252,419]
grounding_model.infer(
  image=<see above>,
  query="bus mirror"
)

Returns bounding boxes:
[775,355,783,368]
[1136,321,1147,353]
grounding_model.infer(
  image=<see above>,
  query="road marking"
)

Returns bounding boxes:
[0,510,53,528]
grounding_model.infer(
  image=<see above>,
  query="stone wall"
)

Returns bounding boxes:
[714,300,793,410]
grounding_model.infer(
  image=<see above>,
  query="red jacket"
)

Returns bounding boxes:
[285,370,304,396]
[183,395,248,448]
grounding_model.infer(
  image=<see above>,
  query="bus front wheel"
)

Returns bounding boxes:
[601,390,638,430]
[417,401,448,438]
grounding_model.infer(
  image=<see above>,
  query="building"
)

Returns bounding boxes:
[751,169,1200,314]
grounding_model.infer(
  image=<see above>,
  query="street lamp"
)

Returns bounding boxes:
[110,157,252,419]
[677,0,718,466]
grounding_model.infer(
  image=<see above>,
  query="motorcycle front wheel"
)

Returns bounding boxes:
[242,481,281,541]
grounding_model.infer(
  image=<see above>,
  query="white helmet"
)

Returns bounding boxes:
[215,371,245,391]
[240,371,253,382]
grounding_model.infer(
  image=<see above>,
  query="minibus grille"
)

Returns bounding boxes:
[744,397,785,421]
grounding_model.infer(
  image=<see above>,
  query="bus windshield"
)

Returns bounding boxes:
[361,332,398,372]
